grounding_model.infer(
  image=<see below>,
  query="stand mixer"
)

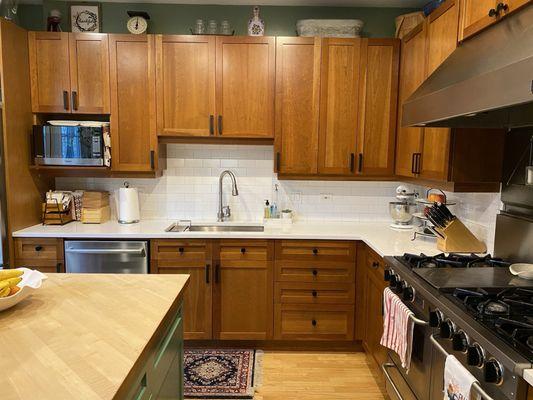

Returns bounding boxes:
[389,185,418,229]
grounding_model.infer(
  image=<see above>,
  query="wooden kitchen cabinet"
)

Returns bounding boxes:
[317,38,362,175]
[215,36,275,138]
[156,35,215,137]
[109,35,159,173]
[274,37,321,175]
[28,31,110,114]
[213,240,274,340]
[151,240,213,340]
[13,238,65,273]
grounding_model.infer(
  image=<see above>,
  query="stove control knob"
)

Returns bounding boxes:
[389,274,399,289]
[394,280,406,295]
[467,343,485,367]
[384,269,392,282]
[429,310,443,328]
[439,319,455,339]
[403,286,415,302]
[452,330,469,352]
[484,359,503,384]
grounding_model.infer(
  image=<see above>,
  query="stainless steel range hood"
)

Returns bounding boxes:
[402,3,533,129]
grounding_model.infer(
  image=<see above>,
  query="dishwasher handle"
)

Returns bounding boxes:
[66,247,146,256]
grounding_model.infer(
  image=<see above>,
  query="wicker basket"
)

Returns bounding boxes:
[395,12,425,39]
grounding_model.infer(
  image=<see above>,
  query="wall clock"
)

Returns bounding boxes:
[127,11,150,35]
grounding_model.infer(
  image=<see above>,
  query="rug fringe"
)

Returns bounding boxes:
[253,350,264,391]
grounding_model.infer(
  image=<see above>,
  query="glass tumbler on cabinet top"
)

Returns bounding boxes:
[207,19,218,34]
[194,19,205,34]
[220,20,232,35]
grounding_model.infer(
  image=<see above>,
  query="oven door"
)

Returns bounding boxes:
[386,295,433,400]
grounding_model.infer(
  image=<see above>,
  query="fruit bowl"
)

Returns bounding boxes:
[0,268,47,312]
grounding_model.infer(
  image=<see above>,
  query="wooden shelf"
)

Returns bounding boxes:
[29,165,161,178]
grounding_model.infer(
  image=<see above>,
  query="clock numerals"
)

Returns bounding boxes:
[127,16,147,34]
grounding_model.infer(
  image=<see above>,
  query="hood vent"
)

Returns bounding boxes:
[402,3,533,129]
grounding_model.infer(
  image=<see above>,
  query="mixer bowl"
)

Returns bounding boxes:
[389,202,417,225]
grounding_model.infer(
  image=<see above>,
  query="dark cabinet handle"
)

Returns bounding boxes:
[411,153,416,174]
[205,264,210,284]
[56,262,62,273]
[35,245,43,252]
[63,90,69,110]
[178,247,184,254]
[276,152,281,172]
[215,264,220,283]
[218,115,223,135]
[358,153,363,173]
[312,269,318,276]
[312,290,317,297]
[71,91,78,111]
[311,319,317,326]
[240,248,246,254]
[312,248,319,255]
[209,115,214,135]
[372,261,380,269]
[150,150,155,170]
[350,153,355,172]
[497,2,509,12]
[415,153,422,174]
[488,8,498,17]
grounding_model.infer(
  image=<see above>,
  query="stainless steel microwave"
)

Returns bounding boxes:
[32,125,104,166]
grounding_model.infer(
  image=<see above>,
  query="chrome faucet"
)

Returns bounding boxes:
[217,170,239,222]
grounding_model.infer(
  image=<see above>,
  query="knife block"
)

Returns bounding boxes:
[436,219,487,253]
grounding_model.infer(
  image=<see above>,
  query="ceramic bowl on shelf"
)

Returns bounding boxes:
[0,268,47,312]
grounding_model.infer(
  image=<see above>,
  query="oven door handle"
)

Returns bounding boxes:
[409,314,429,326]
[381,363,405,400]
[430,334,495,400]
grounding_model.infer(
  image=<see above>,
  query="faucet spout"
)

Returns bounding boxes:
[217,170,239,222]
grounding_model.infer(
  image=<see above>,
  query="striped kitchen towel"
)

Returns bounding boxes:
[380,287,415,371]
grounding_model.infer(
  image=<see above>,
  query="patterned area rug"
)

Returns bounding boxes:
[184,349,262,399]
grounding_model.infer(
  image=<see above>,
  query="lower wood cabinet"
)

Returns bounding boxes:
[13,237,64,273]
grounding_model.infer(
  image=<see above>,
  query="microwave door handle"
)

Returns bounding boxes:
[430,335,495,400]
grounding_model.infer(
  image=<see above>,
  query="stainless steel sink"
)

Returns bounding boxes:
[166,223,264,233]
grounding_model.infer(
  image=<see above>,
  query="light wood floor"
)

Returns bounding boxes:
[254,351,386,400]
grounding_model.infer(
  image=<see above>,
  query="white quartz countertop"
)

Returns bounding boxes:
[13,220,441,257]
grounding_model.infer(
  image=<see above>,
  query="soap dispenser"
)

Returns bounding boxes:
[264,200,271,219]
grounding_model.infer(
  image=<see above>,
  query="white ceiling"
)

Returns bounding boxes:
[22,0,426,7]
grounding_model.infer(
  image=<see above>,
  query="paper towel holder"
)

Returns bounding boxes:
[117,181,140,224]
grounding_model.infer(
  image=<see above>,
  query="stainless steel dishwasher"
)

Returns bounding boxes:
[64,241,149,274]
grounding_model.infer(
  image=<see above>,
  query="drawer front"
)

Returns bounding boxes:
[219,240,272,261]
[275,304,354,340]
[14,238,60,260]
[151,240,210,264]
[367,248,385,282]
[14,259,63,273]
[275,282,355,304]
[275,240,356,262]
[275,260,355,283]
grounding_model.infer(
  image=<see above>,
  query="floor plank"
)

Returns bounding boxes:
[255,351,386,400]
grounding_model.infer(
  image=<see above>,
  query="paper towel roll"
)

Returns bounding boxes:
[117,185,140,224]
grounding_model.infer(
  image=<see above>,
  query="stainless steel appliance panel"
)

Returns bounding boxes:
[495,213,533,263]
[65,241,149,274]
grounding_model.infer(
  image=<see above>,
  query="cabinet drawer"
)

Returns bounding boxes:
[275,304,354,340]
[275,260,355,283]
[14,238,61,260]
[14,259,64,273]
[367,248,386,282]
[219,240,272,261]
[275,240,356,262]
[151,240,210,263]
[275,282,355,304]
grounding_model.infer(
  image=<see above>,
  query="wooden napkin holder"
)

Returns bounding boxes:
[436,219,487,253]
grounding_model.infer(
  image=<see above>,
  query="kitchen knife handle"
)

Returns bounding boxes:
[350,153,355,172]
[63,90,69,111]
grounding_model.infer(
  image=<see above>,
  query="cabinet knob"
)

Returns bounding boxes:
[371,261,380,269]
[312,290,318,297]
[496,2,509,13]
[312,248,319,255]
[56,262,62,273]
[240,248,246,254]
[35,245,43,252]
[488,8,498,17]
[178,247,184,254]
[312,269,318,276]
[311,319,317,326]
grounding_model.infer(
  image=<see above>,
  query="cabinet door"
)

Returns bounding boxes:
[317,38,361,175]
[395,23,426,178]
[156,35,215,137]
[357,39,399,176]
[215,36,275,138]
[109,35,157,172]
[275,37,321,175]
[28,32,71,113]
[214,241,273,340]
[459,0,497,40]
[364,268,388,368]
[419,1,459,181]
[69,33,110,114]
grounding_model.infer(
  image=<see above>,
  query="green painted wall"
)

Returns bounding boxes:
[19,1,418,38]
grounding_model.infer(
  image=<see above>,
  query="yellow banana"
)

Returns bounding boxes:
[0,286,10,298]
[0,270,23,281]
[0,277,21,291]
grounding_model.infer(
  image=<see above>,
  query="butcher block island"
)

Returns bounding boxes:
[0,274,189,400]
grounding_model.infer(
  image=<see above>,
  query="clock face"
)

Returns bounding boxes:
[127,17,148,34]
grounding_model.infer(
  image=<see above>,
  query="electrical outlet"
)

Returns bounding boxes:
[290,192,302,203]
[320,193,333,202]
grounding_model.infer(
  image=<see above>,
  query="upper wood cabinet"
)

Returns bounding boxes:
[317,38,361,175]
[459,0,531,40]
[109,34,158,172]
[156,35,274,139]
[216,36,275,138]
[28,32,110,114]
[357,38,399,176]
[156,35,215,137]
[275,37,321,175]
